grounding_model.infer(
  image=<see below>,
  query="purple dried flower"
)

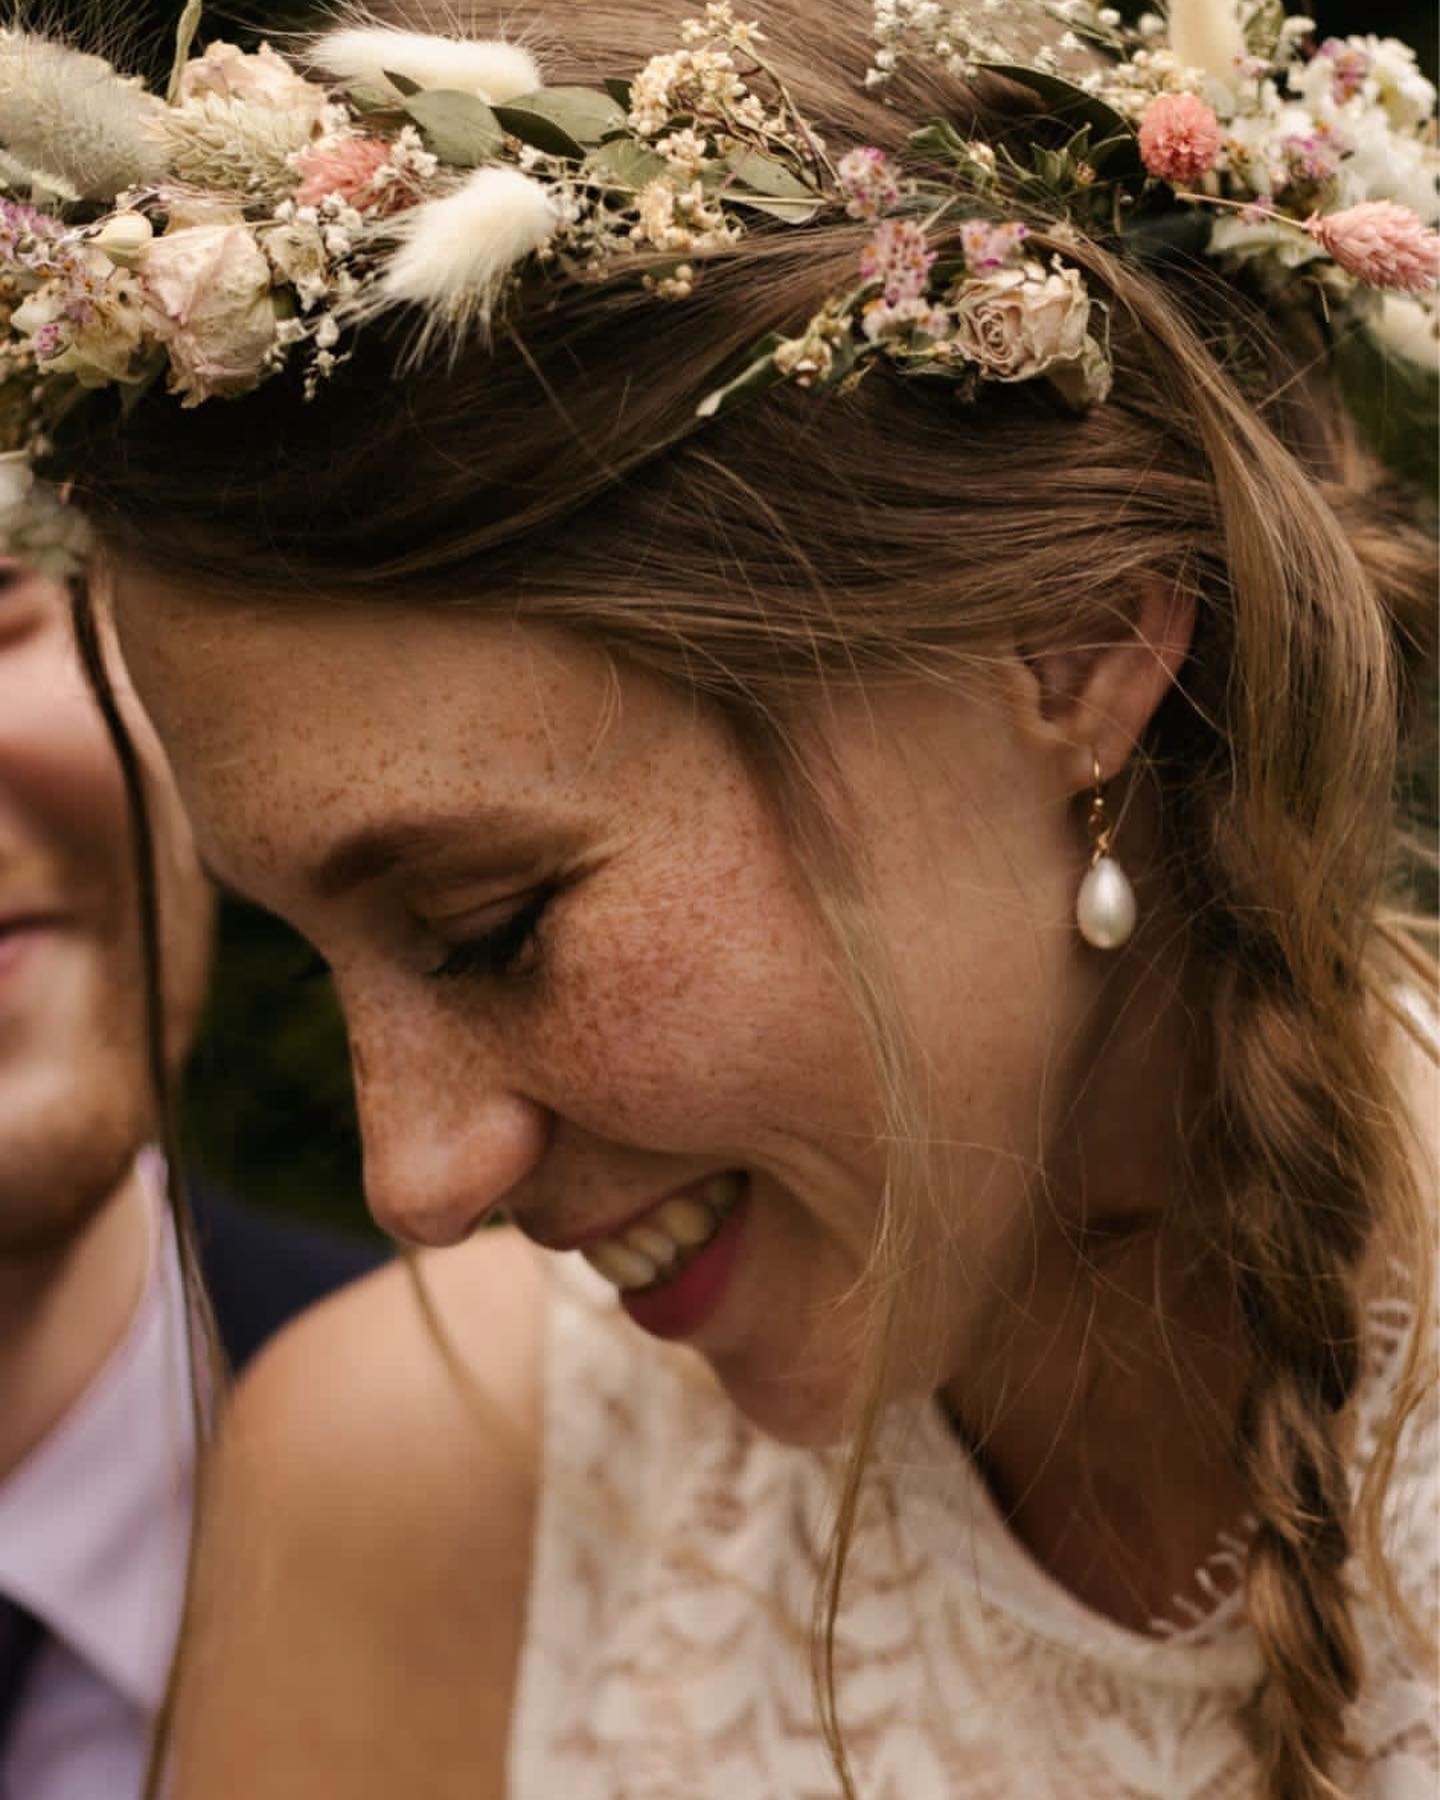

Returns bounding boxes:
[859,218,935,305]
[1318,38,1371,103]
[959,219,1030,272]
[837,146,901,221]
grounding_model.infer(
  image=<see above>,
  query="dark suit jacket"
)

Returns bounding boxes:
[189,1190,387,1373]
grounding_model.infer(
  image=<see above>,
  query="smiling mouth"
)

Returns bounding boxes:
[579,1171,747,1294]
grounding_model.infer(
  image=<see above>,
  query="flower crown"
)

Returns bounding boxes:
[0,0,1435,572]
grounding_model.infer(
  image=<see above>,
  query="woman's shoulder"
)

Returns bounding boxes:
[170,1227,548,1798]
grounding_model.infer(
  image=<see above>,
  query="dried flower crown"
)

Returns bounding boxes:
[0,0,1435,572]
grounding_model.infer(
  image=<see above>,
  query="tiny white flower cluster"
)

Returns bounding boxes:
[633,177,741,257]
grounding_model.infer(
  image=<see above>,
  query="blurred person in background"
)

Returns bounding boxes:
[0,559,381,1800]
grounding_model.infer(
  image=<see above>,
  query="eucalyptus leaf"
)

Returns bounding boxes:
[723,149,818,200]
[719,149,824,223]
[725,190,823,222]
[383,69,424,98]
[494,86,627,157]
[404,90,503,165]
[587,138,668,191]
[979,64,1142,177]
[696,334,787,418]
[604,77,634,111]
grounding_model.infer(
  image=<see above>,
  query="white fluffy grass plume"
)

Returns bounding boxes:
[310,27,542,102]
[0,31,167,200]
[376,165,558,359]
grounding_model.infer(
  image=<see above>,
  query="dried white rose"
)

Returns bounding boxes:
[950,258,1090,383]
[140,222,278,406]
[177,41,329,130]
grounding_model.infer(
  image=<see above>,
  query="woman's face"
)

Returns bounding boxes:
[113,580,1099,1445]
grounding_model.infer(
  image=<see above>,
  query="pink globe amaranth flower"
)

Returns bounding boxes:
[294,137,396,212]
[1305,201,1440,292]
[1136,93,1223,183]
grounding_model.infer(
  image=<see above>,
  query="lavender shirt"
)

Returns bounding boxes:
[0,1163,194,1799]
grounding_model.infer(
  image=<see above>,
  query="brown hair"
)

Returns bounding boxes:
[69,3,1436,1795]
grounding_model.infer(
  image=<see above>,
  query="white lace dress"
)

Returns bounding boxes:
[507,1261,1438,1800]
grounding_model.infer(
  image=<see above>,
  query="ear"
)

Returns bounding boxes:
[1015,579,1196,788]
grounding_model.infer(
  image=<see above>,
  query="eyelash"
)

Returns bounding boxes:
[287,885,557,987]
[427,884,555,982]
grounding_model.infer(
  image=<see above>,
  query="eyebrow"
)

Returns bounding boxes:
[195,804,564,912]
[307,806,551,901]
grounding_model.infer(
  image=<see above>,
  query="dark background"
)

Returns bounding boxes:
[47,2,1436,1242]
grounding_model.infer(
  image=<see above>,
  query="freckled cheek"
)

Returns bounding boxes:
[523,919,876,1157]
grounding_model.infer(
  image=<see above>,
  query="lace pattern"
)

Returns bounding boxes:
[507,1259,1438,1800]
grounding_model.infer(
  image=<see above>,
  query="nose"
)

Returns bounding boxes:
[356,1061,551,1249]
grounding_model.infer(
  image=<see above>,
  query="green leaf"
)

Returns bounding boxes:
[718,149,824,223]
[1243,0,1286,61]
[1087,132,1137,174]
[494,87,628,157]
[978,64,1142,177]
[1120,204,1213,264]
[587,138,668,191]
[382,69,424,98]
[604,77,634,111]
[909,118,973,166]
[696,334,787,419]
[403,90,503,166]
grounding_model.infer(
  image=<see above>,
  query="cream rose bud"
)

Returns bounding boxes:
[177,40,329,129]
[90,211,154,269]
[141,223,278,407]
[950,260,1090,383]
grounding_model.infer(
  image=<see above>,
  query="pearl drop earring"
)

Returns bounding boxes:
[1076,753,1137,950]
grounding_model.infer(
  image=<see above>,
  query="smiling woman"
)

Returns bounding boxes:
[7,0,1438,1795]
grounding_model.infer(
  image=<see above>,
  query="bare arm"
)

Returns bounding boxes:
[165,1229,546,1799]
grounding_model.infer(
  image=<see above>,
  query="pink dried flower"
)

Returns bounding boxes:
[1137,93,1223,183]
[859,218,934,305]
[836,146,900,221]
[1304,201,1440,292]
[1281,130,1342,185]
[1317,38,1371,104]
[959,219,1028,272]
[294,137,398,213]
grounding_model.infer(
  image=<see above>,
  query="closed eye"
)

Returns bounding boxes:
[428,884,556,982]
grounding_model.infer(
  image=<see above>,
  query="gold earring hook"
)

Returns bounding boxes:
[1086,751,1111,866]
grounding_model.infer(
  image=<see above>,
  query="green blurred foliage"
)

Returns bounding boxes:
[30,0,1435,1232]
[181,898,377,1239]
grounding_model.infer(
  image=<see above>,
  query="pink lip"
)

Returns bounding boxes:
[621,1185,751,1343]
[0,918,61,978]
[526,1174,722,1255]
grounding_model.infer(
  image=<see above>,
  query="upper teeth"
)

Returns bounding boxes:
[582,1173,744,1292]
